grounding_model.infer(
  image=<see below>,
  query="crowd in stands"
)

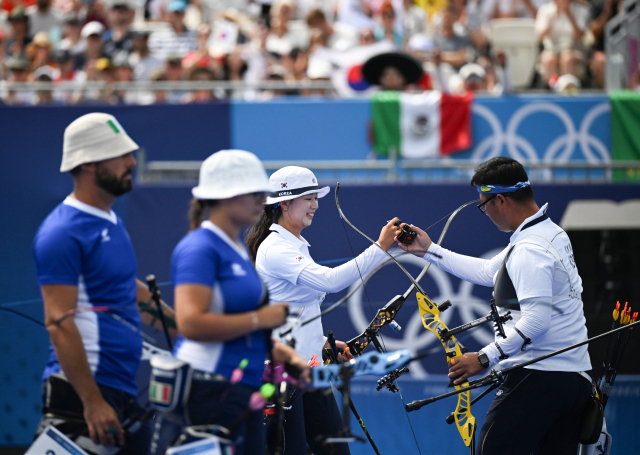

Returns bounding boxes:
[0,0,636,105]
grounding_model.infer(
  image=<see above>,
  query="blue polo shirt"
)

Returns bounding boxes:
[171,221,268,388]
[33,197,142,397]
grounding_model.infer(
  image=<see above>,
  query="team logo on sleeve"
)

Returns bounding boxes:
[232,263,247,276]
[295,256,304,262]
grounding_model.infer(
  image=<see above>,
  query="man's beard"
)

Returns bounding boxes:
[95,164,133,197]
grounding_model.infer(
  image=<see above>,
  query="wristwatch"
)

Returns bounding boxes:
[477,350,490,369]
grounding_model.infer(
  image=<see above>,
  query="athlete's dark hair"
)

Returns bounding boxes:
[188,199,220,231]
[245,204,283,261]
[470,157,534,203]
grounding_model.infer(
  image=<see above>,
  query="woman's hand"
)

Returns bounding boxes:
[395,223,433,257]
[272,341,312,383]
[256,303,289,329]
[378,217,401,251]
[323,339,355,363]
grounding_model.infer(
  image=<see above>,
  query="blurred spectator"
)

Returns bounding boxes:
[26,31,52,70]
[149,69,169,103]
[183,65,216,103]
[451,0,489,53]
[362,51,423,91]
[535,0,589,87]
[358,27,376,45]
[32,64,62,104]
[182,23,217,72]
[433,6,472,70]
[4,52,33,104]
[553,73,580,94]
[51,48,85,103]
[305,56,332,95]
[130,29,164,80]
[58,14,84,55]
[374,2,402,47]
[265,0,308,57]
[6,6,31,55]
[148,0,197,62]
[76,21,106,70]
[163,54,187,102]
[482,0,545,19]
[457,62,487,91]
[80,56,117,103]
[112,50,148,103]
[0,28,5,80]
[337,0,375,30]
[102,0,135,59]
[222,46,248,81]
[26,0,63,37]
[51,49,81,81]
[306,8,357,51]
[588,0,620,89]
[401,0,426,38]
[83,0,109,29]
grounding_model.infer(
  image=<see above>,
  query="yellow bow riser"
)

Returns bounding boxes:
[416,292,477,447]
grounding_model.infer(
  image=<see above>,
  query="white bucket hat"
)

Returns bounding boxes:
[61,113,139,172]
[192,150,270,200]
[266,166,330,204]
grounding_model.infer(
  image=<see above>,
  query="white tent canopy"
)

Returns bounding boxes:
[560,199,640,231]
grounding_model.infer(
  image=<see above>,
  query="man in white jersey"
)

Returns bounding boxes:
[397,157,592,455]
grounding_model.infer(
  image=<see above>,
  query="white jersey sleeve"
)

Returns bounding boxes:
[425,242,508,287]
[297,243,388,293]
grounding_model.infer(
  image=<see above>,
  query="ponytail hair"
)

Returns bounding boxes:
[245,204,282,261]
[188,198,219,231]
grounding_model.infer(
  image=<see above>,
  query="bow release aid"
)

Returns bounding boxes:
[394,220,417,245]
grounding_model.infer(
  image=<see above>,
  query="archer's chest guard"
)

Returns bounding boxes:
[494,246,520,311]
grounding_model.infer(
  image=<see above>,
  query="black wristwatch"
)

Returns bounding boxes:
[477,350,490,369]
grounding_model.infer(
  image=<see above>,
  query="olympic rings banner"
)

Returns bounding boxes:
[231,95,612,163]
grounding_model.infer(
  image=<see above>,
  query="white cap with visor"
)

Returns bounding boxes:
[266,166,330,205]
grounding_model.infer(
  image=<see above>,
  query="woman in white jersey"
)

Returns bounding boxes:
[245,166,398,455]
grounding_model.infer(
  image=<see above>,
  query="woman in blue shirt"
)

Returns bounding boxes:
[170,150,309,454]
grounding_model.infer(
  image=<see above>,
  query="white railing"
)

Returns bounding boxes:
[136,151,640,184]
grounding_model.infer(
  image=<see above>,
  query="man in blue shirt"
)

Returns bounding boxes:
[32,113,160,454]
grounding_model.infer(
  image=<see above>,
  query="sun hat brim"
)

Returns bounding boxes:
[192,182,271,200]
[266,185,330,204]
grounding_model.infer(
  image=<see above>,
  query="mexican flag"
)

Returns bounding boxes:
[610,91,640,181]
[372,91,473,158]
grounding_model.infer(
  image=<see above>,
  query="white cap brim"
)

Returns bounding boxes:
[266,185,330,204]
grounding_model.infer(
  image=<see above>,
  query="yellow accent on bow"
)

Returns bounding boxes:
[416,292,477,447]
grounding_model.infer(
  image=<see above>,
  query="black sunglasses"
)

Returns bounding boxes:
[477,195,497,214]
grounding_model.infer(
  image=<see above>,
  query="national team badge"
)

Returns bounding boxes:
[281,182,288,188]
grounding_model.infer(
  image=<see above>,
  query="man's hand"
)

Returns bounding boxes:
[448,353,484,385]
[83,396,124,447]
[395,223,433,257]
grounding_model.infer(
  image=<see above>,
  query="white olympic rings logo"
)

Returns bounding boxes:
[346,248,504,379]
[470,101,610,164]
